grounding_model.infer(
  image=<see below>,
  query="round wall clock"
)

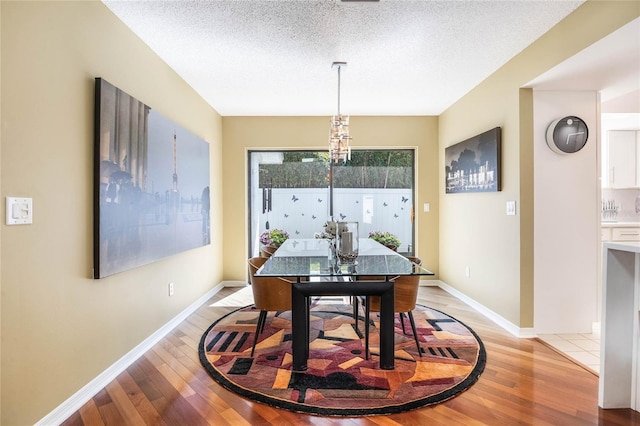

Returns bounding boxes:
[545,116,589,154]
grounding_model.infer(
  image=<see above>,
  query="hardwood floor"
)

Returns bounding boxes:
[62,286,640,425]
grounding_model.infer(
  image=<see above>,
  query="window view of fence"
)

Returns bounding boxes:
[248,150,415,256]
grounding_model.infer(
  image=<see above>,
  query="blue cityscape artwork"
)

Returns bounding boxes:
[94,78,210,278]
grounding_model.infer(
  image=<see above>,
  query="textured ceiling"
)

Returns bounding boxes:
[526,17,640,105]
[103,0,584,116]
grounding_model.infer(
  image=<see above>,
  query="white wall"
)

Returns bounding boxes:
[251,188,413,255]
[533,91,599,334]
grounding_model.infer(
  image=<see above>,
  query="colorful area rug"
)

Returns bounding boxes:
[199,300,485,416]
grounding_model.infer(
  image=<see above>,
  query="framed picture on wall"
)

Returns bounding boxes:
[445,127,502,193]
[93,78,210,278]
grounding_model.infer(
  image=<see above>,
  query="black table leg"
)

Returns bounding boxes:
[292,283,307,371]
[304,294,310,362]
[291,280,394,371]
[379,282,395,370]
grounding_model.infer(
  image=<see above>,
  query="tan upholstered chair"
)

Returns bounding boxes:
[260,246,277,258]
[247,257,292,357]
[364,256,423,358]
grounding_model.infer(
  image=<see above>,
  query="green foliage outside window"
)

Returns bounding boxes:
[259,150,412,189]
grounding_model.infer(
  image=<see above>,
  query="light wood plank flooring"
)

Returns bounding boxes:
[62,286,640,425]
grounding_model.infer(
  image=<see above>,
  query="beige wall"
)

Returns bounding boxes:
[439,1,640,328]
[222,116,440,282]
[0,2,223,424]
[0,3,3,422]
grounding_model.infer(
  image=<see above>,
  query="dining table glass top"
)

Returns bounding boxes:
[256,238,434,278]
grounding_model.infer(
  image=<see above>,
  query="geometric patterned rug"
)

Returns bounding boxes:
[199,300,486,416]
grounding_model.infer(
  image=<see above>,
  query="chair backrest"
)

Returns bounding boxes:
[260,246,277,258]
[368,273,420,313]
[406,256,422,266]
[247,257,291,312]
[389,274,420,312]
[248,256,268,284]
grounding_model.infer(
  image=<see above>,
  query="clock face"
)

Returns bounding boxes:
[545,116,589,154]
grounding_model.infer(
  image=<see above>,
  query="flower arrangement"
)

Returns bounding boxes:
[368,231,401,250]
[314,231,334,240]
[260,228,289,248]
[314,221,336,240]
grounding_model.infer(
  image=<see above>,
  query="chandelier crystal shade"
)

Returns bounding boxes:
[329,62,351,163]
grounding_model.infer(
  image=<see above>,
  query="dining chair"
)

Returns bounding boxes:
[247,257,293,357]
[353,257,422,328]
[363,256,423,359]
[260,246,277,258]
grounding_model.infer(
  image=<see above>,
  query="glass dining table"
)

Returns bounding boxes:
[255,238,435,371]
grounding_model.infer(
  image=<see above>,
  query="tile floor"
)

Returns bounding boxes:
[537,332,601,374]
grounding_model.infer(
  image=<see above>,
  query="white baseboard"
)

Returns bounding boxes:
[223,280,249,287]
[435,280,536,338]
[35,282,230,426]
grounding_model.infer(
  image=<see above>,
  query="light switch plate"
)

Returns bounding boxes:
[423,203,430,212]
[6,197,33,225]
[506,200,516,216]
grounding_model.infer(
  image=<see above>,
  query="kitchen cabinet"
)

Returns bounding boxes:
[612,227,640,241]
[607,130,640,188]
[601,223,640,242]
[599,242,640,410]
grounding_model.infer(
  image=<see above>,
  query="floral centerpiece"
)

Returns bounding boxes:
[368,231,401,251]
[314,221,336,240]
[260,228,289,248]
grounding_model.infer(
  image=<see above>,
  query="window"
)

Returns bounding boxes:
[248,150,415,256]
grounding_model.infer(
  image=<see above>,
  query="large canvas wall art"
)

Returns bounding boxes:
[445,127,501,193]
[94,78,210,278]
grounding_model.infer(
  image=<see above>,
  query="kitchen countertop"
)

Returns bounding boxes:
[601,222,640,227]
[603,241,640,252]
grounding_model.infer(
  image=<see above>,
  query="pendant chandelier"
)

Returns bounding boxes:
[329,62,351,163]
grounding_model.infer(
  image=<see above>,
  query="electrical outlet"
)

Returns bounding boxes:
[168,282,174,296]
[465,266,470,278]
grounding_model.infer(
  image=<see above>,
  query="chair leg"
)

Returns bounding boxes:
[407,310,422,357]
[364,297,370,360]
[399,312,408,335]
[251,310,267,358]
[353,296,359,332]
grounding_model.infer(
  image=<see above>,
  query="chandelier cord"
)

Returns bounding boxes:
[329,61,350,164]
[337,64,341,116]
